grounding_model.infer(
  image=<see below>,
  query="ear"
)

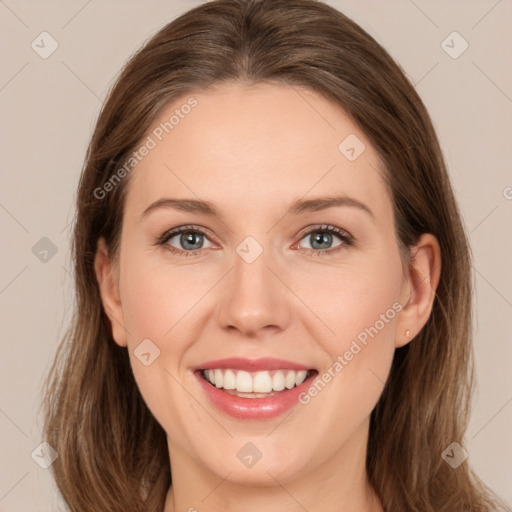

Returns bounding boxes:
[395,233,441,348]
[94,237,128,347]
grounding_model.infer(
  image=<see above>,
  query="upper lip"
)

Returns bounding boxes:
[194,357,313,372]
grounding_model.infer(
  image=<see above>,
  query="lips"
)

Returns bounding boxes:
[193,358,317,419]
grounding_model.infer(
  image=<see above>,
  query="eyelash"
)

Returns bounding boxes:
[155,224,354,257]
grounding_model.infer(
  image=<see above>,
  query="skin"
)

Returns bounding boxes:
[95,82,441,512]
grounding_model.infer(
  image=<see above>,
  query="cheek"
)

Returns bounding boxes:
[117,261,203,445]
[293,250,403,352]
[116,251,189,408]
[295,251,402,414]
[117,247,227,425]
[119,251,211,342]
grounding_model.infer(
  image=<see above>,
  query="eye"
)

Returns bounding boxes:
[295,224,353,255]
[156,223,354,257]
[157,225,215,256]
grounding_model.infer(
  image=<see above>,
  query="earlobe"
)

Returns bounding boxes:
[395,233,441,348]
[94,237,128,347]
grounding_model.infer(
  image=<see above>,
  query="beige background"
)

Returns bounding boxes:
[1,1,511,510]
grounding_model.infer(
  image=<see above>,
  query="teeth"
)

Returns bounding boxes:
[254,371,272,393]
[214,369,223,388]
[236,371,253,392]
[285,371,296,389]
[203,369,310,393]
[223,369,236,390]
[295,370,307,386]
[272,371,285,391]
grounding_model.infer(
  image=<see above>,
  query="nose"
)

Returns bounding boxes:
[216,241,292,339]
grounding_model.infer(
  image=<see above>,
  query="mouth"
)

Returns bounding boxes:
[198,368,315,398]
[193,358,318,419]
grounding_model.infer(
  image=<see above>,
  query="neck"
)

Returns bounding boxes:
[163,419,383,512]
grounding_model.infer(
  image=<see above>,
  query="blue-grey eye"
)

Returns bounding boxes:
[300,230,344,251]
[166,230,213,251]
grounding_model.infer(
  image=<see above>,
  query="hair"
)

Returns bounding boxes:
[42,0,509,511]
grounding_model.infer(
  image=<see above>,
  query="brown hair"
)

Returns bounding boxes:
[42,1,508,510]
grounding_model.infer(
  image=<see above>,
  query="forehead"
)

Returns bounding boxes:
[125,82,391,223]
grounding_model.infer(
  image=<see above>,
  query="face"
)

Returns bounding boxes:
[96,82,433,488]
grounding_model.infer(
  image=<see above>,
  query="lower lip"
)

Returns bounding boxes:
[195,371,316,420]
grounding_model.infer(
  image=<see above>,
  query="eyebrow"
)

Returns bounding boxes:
[140,195,374,220]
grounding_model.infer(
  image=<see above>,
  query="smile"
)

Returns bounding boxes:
[202,368,310,396]
[194,358,318,419]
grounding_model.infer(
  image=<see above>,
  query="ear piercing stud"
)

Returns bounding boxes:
[405,329,411,337]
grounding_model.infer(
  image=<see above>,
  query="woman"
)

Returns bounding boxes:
[42,0,510,510]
